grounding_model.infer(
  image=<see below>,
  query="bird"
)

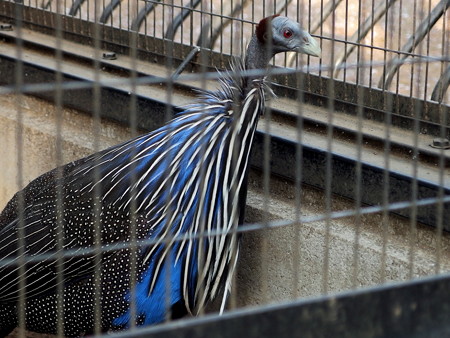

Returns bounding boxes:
[0,15,320,336]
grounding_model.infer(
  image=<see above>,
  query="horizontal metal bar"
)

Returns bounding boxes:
[0,50,448,229]
[2,192,450,270]
[1,3,449,112]
[114,272,450,337]
[0,8,448,135]
[0,49,171,129]
[269,104,450,167]
[271,74,450,139]
[251,133,450,229]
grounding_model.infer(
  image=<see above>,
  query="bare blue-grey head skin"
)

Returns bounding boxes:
[245,15,321,72]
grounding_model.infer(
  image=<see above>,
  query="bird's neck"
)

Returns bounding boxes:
[244,35,274,79]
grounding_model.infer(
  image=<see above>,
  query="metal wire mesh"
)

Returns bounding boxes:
[0,0,449,336]
[6,0,449,102]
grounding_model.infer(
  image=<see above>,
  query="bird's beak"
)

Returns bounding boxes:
[298,31,321,57]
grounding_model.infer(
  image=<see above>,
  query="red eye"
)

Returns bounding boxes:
[283,29,293,38]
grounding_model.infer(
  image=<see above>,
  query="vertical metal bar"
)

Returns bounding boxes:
[116,0,122,32]
[13,2,26,337]
[368,0,375,89]
[239,0,244,58]
[131,0,162,32]
[210,0,214,53]
[199,0,208,90]
[378,0,450,91]
[292,0,306,301]
[162,0,165,42]
[152,0,157,51]
[351,0,366,290]
[409,1,418,100]
[307,0,311,72]
[322,0,336,295]
[92,0,103,334]
[196,1,247,51]
[54,1,65,335]
[180,0,184,46]
[355,0,362,86]
[127,0,131,31]
[434,9,449,272]
[343,0,349,84]
[317,0,324,79]
[164,0,201,41]
[262,21,272,310]
[99,0,121,24]
[393,0,402,97]
[407,0,424,280]
[162,0,176,324]
[127,4,141,330]
[194,0,214,315]
[229,0,234,56]
[333,0,397,79]
[276,0,292,68]
[380,0,395,285]
[423,0,432,101]
[220,0,225,58]
[261,0,265,21]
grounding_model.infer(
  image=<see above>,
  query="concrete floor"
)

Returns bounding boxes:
[1,94,450,337]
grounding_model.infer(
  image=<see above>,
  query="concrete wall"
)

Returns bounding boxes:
[1,93,450,317]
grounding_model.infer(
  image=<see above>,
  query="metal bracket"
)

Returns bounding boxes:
[102,52,117,60]
[0,24,13,31]
[430,137,450,149]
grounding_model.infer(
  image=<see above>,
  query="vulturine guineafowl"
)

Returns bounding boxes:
[0,15,320,336]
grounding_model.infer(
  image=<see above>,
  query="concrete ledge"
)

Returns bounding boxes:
[0,94,133,210]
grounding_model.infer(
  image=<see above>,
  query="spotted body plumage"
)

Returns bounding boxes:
[0,16,320,336]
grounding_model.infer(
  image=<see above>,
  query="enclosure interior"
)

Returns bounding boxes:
[0,0,449,336]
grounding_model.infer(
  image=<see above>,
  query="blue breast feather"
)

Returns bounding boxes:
[82,106,232,327]
[68,75,263,326]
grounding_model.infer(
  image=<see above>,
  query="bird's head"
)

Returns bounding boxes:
[255,15,321,58]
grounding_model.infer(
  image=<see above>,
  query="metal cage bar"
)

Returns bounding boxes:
[378,0,450,91]
[0,0,449,336]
